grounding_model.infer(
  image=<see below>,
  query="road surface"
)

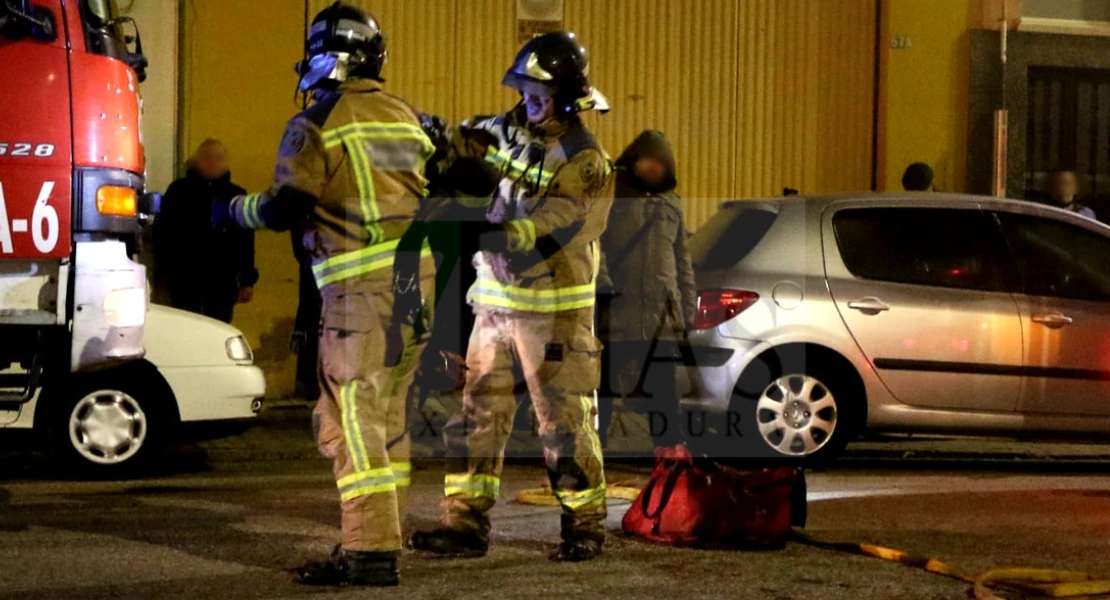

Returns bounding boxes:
[2,452,1110,599]
[3,405,1110,599]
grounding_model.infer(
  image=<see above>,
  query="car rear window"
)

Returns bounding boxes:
[833,207,1012,292]
[689,203,779,272]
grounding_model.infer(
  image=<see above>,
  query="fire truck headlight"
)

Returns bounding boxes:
[103,287,147,328]
[96,186,138,217]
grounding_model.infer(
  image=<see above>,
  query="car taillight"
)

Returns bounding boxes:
[694,289,759,330]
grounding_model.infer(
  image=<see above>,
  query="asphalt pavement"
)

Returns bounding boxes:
[1,404,1109,599]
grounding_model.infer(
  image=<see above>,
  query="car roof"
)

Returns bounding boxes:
[720,192,1088,217]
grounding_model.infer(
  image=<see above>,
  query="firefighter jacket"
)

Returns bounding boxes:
[451,106,615,314]
[228,79,434,289]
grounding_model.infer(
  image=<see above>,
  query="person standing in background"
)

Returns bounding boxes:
[901,162,935,192]
[290,230,321,401]
[1047,169,1097,220]
[154,139,258,323]
[597,130,695,451]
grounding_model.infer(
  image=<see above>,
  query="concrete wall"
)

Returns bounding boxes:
[119,0,178,193]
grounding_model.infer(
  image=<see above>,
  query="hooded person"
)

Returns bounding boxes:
[597,130,696,450]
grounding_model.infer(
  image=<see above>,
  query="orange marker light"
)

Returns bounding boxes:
[96,186,138,217]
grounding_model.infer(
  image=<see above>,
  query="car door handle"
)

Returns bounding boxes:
[847,297,890,315]
[1032,313,1074,328]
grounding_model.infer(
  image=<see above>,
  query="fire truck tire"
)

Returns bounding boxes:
[44,362,178,479]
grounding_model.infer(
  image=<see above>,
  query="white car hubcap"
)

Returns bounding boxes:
[69,390,147,465]
[756,375,837,456]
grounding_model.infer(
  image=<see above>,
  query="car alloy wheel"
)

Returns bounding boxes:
[68,389,147,465]
[755,374,838,457]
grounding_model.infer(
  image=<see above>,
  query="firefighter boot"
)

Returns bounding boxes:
[549,538,603,562]
[293,546,400,587]
[407,528,488,558]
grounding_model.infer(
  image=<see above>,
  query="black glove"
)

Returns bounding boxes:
[419,113,450,184]
[457,125,500,155]
[419,113,449,152]
[211,197,233,229]
[386,272,424,368]
[477,223,511,253]
[445,157,500,198]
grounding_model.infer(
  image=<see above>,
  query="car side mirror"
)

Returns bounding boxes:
[139,192,161,223]
[0,0,57,42]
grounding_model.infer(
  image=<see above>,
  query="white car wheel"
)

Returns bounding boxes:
[47,363,176,477]
[68,389,148,465]
[756,374,838,457]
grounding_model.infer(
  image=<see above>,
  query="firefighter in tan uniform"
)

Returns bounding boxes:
[410,32,615,562]
[215,3,435,587]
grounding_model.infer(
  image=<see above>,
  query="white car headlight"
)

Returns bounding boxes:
[226,335,253,362]
[102,287,147,328]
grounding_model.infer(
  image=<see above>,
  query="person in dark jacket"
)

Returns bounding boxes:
[290,229,321,400]
[598,130,697,450]
[154,139,258,323]
[1047,169,1097,220]
[901,162,935,191]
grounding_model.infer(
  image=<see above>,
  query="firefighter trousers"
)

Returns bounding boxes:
[312,278,430,553]
[441,307,607,544]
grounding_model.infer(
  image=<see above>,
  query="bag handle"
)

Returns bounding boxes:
[641,460,688,520]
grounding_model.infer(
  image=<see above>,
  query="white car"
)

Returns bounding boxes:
[0,305,265,475]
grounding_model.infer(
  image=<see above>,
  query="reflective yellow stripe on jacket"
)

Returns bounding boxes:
[484,146,555,190]
[468,241,602,313]
[312,239,432,289]
[469,280,596,312]
[321,121,435,245]
[392,461,412,488]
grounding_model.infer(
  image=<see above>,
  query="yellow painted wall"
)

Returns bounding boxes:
[183,0,879,397]
[180,0,306,398]
[880,0,973,193]
[310,0,878,226]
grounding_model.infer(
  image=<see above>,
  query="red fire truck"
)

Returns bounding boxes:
[0,0,151,414]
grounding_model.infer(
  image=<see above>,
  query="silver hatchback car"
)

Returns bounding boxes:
[681,193,1110,463]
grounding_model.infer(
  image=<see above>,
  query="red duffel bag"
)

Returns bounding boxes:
[622,445,804,549]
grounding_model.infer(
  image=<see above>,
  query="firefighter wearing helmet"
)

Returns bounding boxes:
[215,2,437,586]
[410,31,615,562]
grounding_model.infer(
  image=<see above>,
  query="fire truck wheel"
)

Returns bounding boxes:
[45,362,177,479]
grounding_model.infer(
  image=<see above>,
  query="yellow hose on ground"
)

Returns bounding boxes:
[513,483,642,507]
[795,531,1110,598]
[515,487,1110,597]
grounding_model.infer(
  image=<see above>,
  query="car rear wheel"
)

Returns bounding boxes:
[754,374,839,458]
[721,350,861,467]
[46,365,175,478]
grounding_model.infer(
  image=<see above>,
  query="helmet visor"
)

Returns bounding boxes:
[298,53,340,91]
[502,71,558,97]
